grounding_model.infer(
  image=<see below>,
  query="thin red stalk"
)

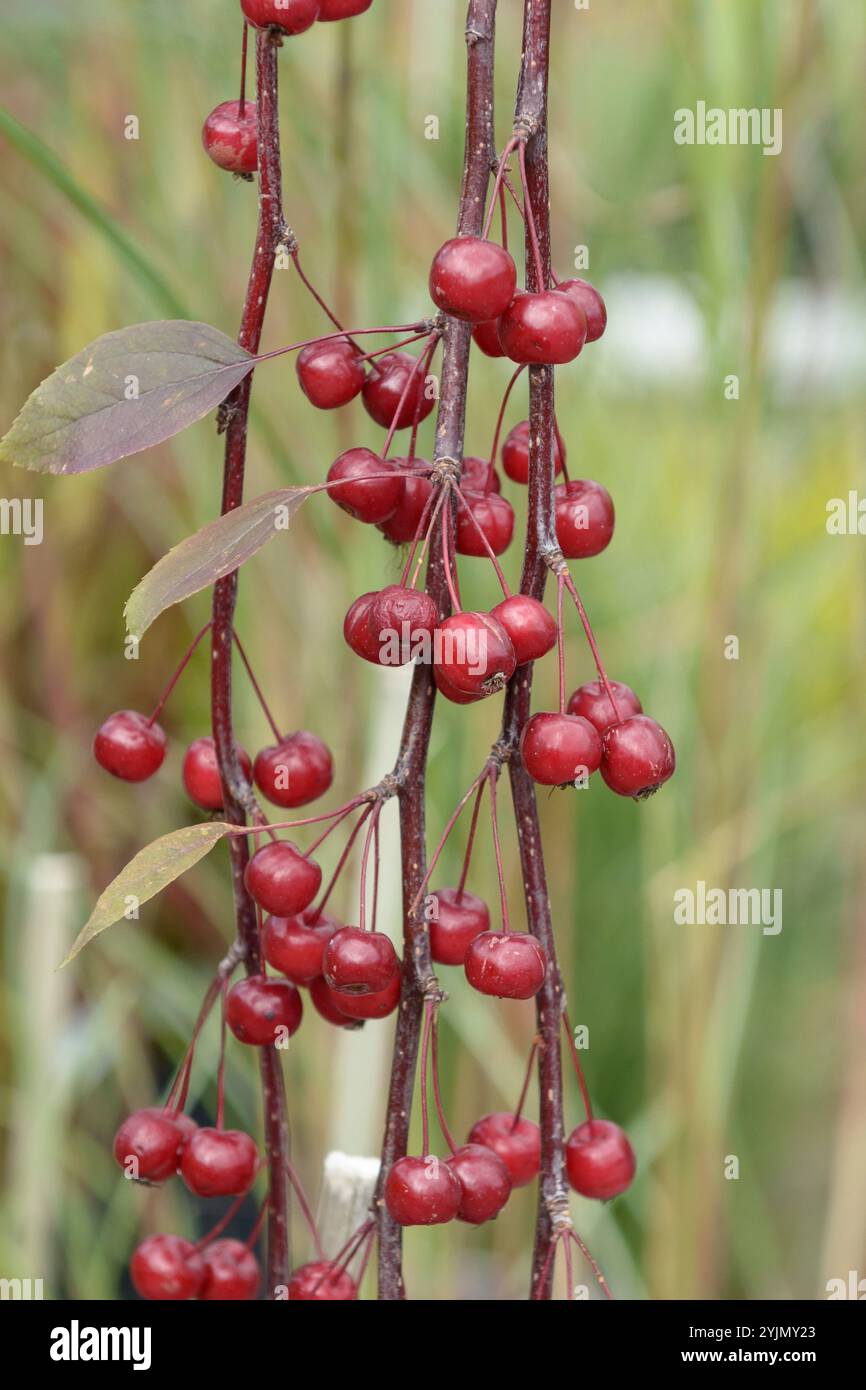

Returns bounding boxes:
[430,1013,458,1154]
[357,802,381,932]
[398,485,437,588]
[195,1189,249,1251]
[481,134,519,240]
[238,22,248,117]
[371,810,381,934]
[557,570,566,714]
[245,1194,270,1252]
[210,30,290,1295]
[375,0,497,1301]
[215,979,228,1129]
[305,800,358,857]
[360,331,432,362]
[518,137,546,291]
[408,485,448,591]
[486,363,526,467]
[166,943,243,1112]
[510,1036,540,1129]
[232,631,283,743]
[563,1008,594,1122]
[441,493,462,612]
[564,1234,575,1301]
[568,1229,614,1300]
[456,776,486,899]
[380,336,440,461]
[560,569,621,719]
[499,180,509,249]
[487,768,511,932]
[315,804,373,915]
[407,767,488,920]
[419,1000,434,1156]
[452,483,510,596]
[147,621,212,726]
[285,1158,326,1261]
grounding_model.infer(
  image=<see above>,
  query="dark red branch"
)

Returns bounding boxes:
[499,0,570,1301]
[375,0,498,1301]
[211,30,290,1297]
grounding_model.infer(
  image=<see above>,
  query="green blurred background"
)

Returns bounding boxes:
[1,0,864,1300]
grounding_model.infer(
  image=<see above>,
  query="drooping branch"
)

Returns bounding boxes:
[498,0,570,1301]
[211,30,290,1297]
[375,0,498,1302]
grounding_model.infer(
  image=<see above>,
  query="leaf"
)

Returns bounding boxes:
[59,822,232,968]
[124,487,310,639]
[0,321,254,475]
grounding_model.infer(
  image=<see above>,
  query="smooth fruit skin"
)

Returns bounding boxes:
[377,461,433,543]
[384,1155,462,1226]
[601,714,675,799]
[554,479,615,559]
[343,591,384,664]
[200,1239,261,1301]
[566,1119,636,1200]
[448,1143,512,1224]
[519,711,603,787]
[490,595,557,664]
[202,100,258,175]
[182,736,253,811]
[180,1128,258,1198]
[468,1113,541,1188]
[318,0,371,16]
[362,352,435,431]
[326,448,402,524]
[332,970,401,1020]
[226,975,303,1045]
[244,841,322,916]
[464,932,547,1000]
[370,584,439,665]
[462,455,501,493]
[501,418,565,485]
[455,490,514,557]
[433,664,485,706]
[241,0,320,34]
[429,236,517,324]
[429,887,490,966]
[288,1261,358,1300]
[497,290,586,365]
[93,711,166,782]
[472,319,506,358]
[130,1235,204,1302]
[567,679,642,734]
[263,908,341,983]
[434,611,516,697]
[296,338,365,409]
[254,731,333,808]
[308,975,362,1028]
[113,1107,194,1184]
[558,277,607,342]
[323,926,399,994]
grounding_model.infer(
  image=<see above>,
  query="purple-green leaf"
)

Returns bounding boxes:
[58,821,233,968]
[124,487,311,639]
[0,320,254,475]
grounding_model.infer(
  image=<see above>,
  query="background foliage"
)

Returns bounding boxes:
[1,0,864,1300]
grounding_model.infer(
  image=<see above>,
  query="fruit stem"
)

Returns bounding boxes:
[562,1008,593,1122]
[232,630,283,743]
[452,483,511,597]
[441,494,463,613]
[456,775,486,899]
[568,1228,614,1300]
[146,620,212,726]
[397,485,437,588]
[286,1158,326,1262]
[359,331,432,363]
[407,485,448,591]
[431,1012,459,1154]
[486,362,526,468]
[379,335,440,461]
[215,978,229,1130]
[517,137,547,293]
[316,803,373,916]
[510,1036,540,1130]
[556,571,566,715]
[239,21,249,118]
[481,134,519,241]
[559,568,621,721]
[419,999,435,1157]
[195,1189,250,1251]
[357,801,381,932]
[487,767,512,932]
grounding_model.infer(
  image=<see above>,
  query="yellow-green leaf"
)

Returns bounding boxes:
[59,821,233,968]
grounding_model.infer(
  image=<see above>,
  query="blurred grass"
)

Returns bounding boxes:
[1,0,865,1300]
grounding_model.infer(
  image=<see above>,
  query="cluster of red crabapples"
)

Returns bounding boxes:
[203,2,375,178]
